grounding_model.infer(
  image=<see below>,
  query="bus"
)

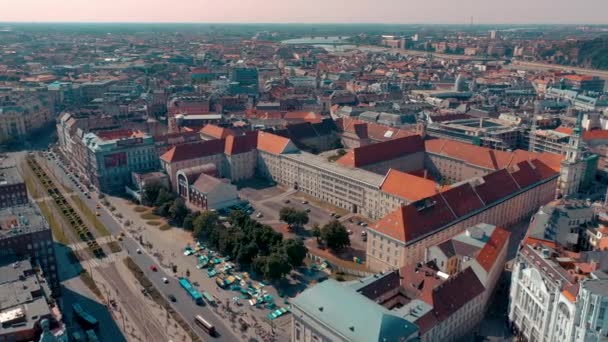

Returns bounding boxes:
[179,278,204,305]
[194,315,216,336]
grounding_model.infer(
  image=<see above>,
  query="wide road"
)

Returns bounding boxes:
[41,152,240,342]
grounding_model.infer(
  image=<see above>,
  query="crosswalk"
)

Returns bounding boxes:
[68,236,114,250]
[81,251,126,269]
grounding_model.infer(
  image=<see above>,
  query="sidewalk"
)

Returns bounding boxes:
[103,195,288,341]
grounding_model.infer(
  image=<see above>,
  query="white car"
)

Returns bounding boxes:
[136,248,142,254]
[162,277,169,284]
[256,213,263,218]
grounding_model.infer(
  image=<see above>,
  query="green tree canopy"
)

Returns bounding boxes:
[321,220,350,251]
[141,182,162,206]
[169,198,189,226]
[279,207,309,227]
[282,238,308,268]
[192,211,220,241]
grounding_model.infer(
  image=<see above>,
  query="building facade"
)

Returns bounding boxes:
[0,165,28,209]
[0,204,59,296]
[508,243,608,342]
[82,129,159,193]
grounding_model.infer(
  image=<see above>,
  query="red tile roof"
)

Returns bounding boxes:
[336,135,424,168]
[425,139,562,172]
[380,169,439,201]
[439,183,485,217]
[509,161,542,189]
[224,132,258,155]
[476,227,510,272]
[160,139,225,163]
[256,131,294,155]
[283,111,323,123]
[431,267,485,321]
[200,124,235,140]
[473,169,520,205]
[372,194,457,242]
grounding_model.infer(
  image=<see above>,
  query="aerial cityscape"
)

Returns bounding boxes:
[1,2,608,342]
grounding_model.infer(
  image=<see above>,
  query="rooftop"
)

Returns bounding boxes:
[0,260,53,335]
[0,165,23,186]
[0,204,49,240]
[285,151,385,187]
[292,279,419,342]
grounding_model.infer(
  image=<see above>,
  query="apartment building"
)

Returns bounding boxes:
[0,101,53,143]
[0,164,28,209]
[82,129,158,193]
[508,243,608,342]
[0,204,59,295]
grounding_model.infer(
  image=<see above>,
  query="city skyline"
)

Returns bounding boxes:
[2,0,608,25]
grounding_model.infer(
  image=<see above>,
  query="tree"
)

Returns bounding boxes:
[263,252,292,281]
[282,238,308,268]
[311,224,321,242]
[154,188,176,207]
[182,211,199,231]
[321,220,350,251]
[169,198,189,226]
[235,242,258,265]
[193,211,219,241]
[141,183,162,206]
[252,256,268,276]
[253,225,283,256]
[279,207,309,227]
[155,201,172,217]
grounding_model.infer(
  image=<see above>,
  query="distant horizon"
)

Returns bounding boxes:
[1,21,607,26]
[2,0,607,26]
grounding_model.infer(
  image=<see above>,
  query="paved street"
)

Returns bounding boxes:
[42,152,241,341]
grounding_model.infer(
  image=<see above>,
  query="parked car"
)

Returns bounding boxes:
[150,265,158,272]
[136,248,142,254]
[256,213,263,218]
[168,294,176,302]
[162,277,169,284]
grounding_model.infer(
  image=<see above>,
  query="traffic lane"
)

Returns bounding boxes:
[121,237,236,342]
[43,157,237,340]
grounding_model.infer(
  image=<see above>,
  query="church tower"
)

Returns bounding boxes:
[557,112,586,199]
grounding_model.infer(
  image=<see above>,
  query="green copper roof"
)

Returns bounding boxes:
[292,279,419,342]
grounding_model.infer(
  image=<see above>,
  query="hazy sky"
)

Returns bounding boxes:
[1,0,607,24]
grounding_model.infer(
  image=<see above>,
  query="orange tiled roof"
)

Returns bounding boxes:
[256,131,293,155]
[336,135,424,168]
[549,127,608,142]
[372,158,558,243]
[476,227,510,272]
[564,74,594,82]
[381,169,439,201]
[425,139,562,172]
[160,139,225,163]
[200,124,234,140]
[562,290,576,303]
[283,111,323,123]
